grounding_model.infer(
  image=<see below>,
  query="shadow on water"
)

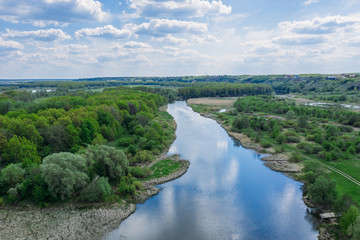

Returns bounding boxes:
[104,101,319,240]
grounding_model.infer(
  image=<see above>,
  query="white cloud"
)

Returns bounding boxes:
[129,0,231,18]
[132,19,208,37]
[279,15,360,34]
[122,41,152,48]
[0,38,24,54]
[3,28,71,41]
[75,25,132,39]
[152,36,188,46]
[302,0,320,6]
[347,36,360,47]
[0,0,109,26]
[273,35,326,45]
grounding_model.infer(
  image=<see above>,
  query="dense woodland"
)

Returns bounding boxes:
[0,87,174,205]
[177,83,272,99]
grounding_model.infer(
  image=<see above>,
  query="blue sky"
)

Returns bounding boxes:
[0,0,360,78]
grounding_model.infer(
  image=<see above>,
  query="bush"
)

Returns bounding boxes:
[78,177,112,202]
[130,167,151,178]
[132,150,153,164]
[117,175,142,197]
[260,141,271,148]
[118,136,137,147]
[289,153,302,163]
[286,135,300,143]
[274,146,285,153]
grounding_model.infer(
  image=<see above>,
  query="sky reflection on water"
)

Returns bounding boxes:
[104,101,318,240]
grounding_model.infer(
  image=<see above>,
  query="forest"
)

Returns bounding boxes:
[0,87,175,205]
[0,82,269,206]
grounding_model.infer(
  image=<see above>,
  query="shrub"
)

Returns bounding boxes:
[274,146,285,153]
[289,153,302,163]
[117,175,142,197]
[130,167,152,178]
[132,150,153,164]
[260,141,271,148]
[78,177,112,202]
[118,136,137,147]
[286,136,300,143]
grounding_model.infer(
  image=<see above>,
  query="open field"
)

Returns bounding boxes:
[187,97,237,106]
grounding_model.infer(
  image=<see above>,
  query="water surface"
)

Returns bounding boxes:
[105,101,318,240]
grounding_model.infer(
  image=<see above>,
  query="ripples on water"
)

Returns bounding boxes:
[104,101,319,240]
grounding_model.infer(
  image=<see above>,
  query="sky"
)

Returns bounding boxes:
[0,0,360,78]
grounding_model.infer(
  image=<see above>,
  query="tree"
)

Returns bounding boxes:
[348,216,360,240]
[41,152,89,200]
[286,110,296,120]
[307,175,337,207]
[341,205,360,234]
[1,164,24,188]
[232,115,250,130]
[42,124,71,153]
[82,145,129,182]
[78,177,112,202]
[3,135,41,167]
[297,115,309,128]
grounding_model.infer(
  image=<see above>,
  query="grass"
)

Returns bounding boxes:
[143,159,182,181]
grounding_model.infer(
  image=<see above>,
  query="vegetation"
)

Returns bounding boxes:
[143,159,182,181]
[0,86,177,205]
[177,83,272,99]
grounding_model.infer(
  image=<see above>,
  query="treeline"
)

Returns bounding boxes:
[177,83,272,99]
[234,96,360,127]
[0,87,174,205]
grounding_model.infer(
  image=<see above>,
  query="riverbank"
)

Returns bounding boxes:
[0,155,189,240]
[199,112,302,175]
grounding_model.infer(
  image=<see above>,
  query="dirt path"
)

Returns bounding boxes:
[187,97,237,106]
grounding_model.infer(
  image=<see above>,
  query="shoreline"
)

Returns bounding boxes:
[0,155,190,240]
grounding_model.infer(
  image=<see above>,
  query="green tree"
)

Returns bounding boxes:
[285,110,296,120]
[3,135,41,167]
[232,115,250,130]
[82,145,129,182]
[41,152,89,200]
[78,176,112,202]
[1,164,25,188]
[297,115,309,129]
[348,216,360,240]
[341,205,360,234]
[307,175,337,207]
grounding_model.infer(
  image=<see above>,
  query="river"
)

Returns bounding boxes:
[104,101,319,240]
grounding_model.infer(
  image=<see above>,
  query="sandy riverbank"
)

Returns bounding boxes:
[0,154,190,240]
